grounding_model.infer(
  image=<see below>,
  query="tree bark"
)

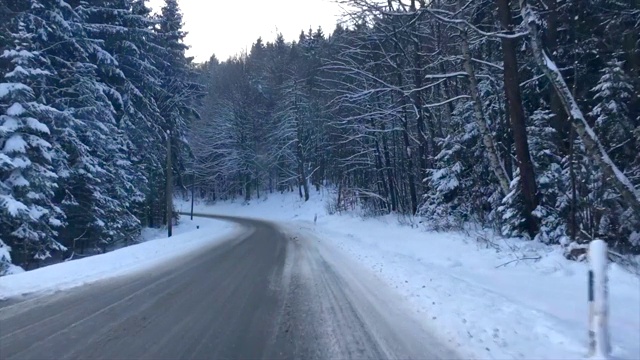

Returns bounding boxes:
[460,30,512,196]
[543,0,570,152]
[380,120,398,212]
[394,71,418,214]
[410,18,429,186]
[401,110,418,214]
[496,0,539,236]
[166,131,173,237]
[190,172,194,220]
[392,34,418,214]
[296,118,310,202]
[245,174,251,201]
[371,119,390,212]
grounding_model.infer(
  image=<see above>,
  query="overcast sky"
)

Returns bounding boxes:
[149,0,344,63]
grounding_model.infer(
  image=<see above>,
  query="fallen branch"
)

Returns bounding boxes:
[495,256,542,268]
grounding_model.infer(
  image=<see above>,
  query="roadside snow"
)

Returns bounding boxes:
[177,191,640,360]
[0,217,238,300]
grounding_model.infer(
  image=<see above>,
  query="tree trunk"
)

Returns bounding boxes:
[166,131,173,237]
[148,172,154,228]
[297,135,310,202]
[460,30,511,196]
[543,0,570,153]
[501,96,514,179]
[371,119,390,212]
[245,174,251,201]
[401,110,418,214]
[435,17,453,140]
[190,172,194,221]
[381,122,398,212]
[569,126,577,241]
[519,0,640,219]
[496,0,539,236]
[392,43,418,214]
[411,30,429,187]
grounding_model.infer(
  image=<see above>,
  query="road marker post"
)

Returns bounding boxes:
[588,239,610,358]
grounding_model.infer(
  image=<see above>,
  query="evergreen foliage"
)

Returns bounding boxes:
[1,0,196,273]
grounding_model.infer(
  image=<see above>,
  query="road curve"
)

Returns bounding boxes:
[0,214,457,359]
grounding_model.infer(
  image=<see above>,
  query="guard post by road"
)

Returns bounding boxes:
[588,239,610,358]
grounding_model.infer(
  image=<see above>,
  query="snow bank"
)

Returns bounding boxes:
[177,191,640,360]
[0,217,238,300]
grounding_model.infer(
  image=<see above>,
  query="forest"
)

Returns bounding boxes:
[1,0,639,274]
[191,0,640,255]
[1,0,197,273]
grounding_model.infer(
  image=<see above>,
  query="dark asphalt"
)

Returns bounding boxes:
[0,214,457,360]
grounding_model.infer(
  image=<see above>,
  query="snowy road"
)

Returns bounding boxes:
[0,214,456,360]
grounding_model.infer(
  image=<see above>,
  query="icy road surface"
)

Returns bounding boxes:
[0,214,457,359]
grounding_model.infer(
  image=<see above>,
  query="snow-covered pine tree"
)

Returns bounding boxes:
[1,3,66,271]
[153,0,202,222]
[526,109,569,244]
[32,0,141,254]
[587,59,639,251]
[590,59,636,169]
[76,0,167,239]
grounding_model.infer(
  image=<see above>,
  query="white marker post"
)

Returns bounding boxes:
[588,239,610,359]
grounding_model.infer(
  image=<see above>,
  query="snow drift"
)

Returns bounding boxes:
[0,217,237,300]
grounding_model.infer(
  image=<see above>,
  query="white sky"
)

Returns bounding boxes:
[149,0,344,63]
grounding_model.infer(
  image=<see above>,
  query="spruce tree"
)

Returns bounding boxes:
[1,1,66,271]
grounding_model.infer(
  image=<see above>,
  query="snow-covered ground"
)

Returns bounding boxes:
[0,217,237,301]
[177,190,640,360]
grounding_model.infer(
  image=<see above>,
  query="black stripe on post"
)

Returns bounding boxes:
[588,270,594,302]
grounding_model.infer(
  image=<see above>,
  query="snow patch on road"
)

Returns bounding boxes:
[177,191,640,360]
[0,217,237,300]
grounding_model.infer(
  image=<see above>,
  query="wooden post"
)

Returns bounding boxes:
[588,239,610,358]
[190,172,195,220]
[166,130,173,237]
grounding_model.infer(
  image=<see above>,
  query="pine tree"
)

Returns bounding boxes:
[1,2,66,270]
[590,59,636,166]
[586,59,639,250]
[154,0,201,222]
